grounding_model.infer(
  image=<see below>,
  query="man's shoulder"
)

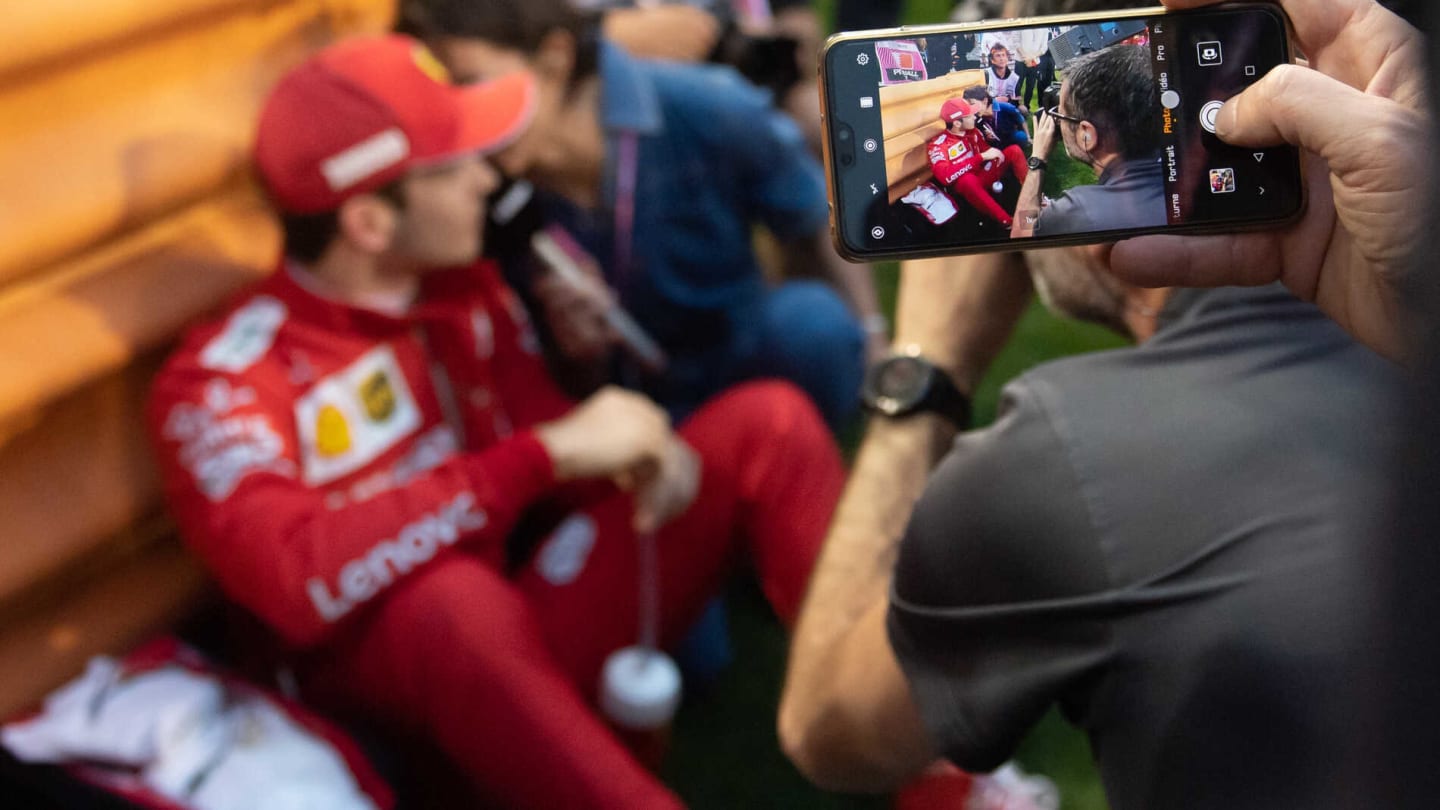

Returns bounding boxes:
[644,58,808,166]
[895,372,1111,611]
[147,282,300,450]
[646,57,772,121]
[1035,188,1092,233]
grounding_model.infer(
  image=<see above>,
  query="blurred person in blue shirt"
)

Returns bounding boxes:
[963,85,1032,150]
[401,0,881,429]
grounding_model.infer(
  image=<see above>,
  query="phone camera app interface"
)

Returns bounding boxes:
[829,7,1298,254]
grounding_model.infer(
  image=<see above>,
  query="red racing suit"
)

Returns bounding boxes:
[147,260,844,809]
[926,128,1027,227]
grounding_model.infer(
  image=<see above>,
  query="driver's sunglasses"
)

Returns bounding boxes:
[1046,106,1085,125]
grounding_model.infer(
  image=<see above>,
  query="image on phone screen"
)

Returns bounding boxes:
[822,5,1302,260]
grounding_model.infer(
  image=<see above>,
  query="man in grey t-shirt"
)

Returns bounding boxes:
[1012,43,1167,238]
[886,281,1399,809]
[782,0,1426,806]
[779,245,1402,809]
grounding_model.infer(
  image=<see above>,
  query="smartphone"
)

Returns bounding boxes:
[819,3,1303,261]
[531,225,670,374]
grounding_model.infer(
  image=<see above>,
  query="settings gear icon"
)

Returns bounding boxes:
[856,52,871,66]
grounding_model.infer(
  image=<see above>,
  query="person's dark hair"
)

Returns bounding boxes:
[1062,44,1161,159]
[279,181,405,265]
[398,0,600,86]
[962,85,993,105]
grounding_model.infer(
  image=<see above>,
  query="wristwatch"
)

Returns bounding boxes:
[861,348,972,429]
[1027,156,1048,172]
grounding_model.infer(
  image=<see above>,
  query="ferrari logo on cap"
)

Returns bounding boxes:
[412,45,451,85]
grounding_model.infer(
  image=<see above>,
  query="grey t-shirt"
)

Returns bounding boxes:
[1035,153,1166,236]
[887,285,1402,810]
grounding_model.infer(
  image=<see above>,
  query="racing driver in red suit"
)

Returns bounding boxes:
[927,97,1028,229]
[146,35,843,809]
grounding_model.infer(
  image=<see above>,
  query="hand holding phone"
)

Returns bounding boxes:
[1107,0,1428,361]
[531,226,670,374]
[532,253,617,365]
[820,3,1304,261]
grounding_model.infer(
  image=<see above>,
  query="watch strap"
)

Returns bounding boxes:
[921,365,972,429]
[862,353,972,429]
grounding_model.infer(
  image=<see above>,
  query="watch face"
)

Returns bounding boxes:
[872,356,930,413]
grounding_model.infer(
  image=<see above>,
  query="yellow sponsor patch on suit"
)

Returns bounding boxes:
[295,345,421,485]
[315,405,353,458]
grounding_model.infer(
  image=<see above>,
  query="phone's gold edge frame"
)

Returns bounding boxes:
[816,2,1304,263]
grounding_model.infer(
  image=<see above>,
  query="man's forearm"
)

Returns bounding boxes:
[1010,168,1045,239]
[894,252,1033,386]
[785,252,1032,660]
[779,253,1032,769]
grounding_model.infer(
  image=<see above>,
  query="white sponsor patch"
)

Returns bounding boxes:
[320,128,410,192]
[295,345,422,486]
[199,297,286,373]
[306,492,488,622]
[164,384,294,501]
[202,378,257,413]
[535,515,598,585]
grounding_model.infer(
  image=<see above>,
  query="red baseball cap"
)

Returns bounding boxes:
[254,34,536,214]
[939,98,974,123]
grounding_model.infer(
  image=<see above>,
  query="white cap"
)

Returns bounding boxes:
[599,647,682,731]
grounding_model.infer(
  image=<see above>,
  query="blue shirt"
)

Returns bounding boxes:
[552,43,829,320]
[992,101,1027,139]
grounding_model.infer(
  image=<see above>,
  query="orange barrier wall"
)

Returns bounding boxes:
[0,0,396,718]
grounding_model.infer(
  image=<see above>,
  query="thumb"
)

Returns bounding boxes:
[1215,64,1376,166]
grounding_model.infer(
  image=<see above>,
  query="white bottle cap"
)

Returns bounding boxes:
[599,646,682,730]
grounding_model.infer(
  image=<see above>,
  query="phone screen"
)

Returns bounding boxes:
[822,4,1301,260]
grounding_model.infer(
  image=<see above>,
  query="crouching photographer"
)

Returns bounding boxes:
[1011,43,1167,238]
